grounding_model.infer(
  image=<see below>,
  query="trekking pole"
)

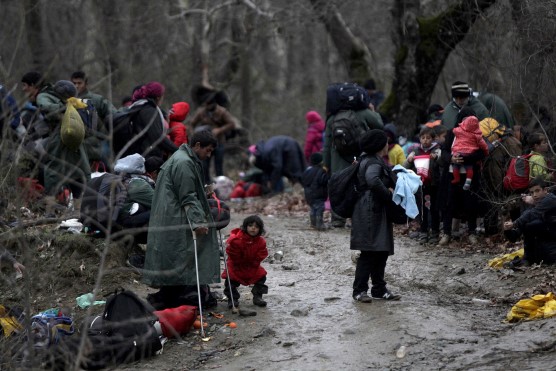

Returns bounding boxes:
[186,218,208,339]
[218,229,238,314]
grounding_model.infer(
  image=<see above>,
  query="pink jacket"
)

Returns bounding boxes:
[304,111,325,162]
[452,116,489,156]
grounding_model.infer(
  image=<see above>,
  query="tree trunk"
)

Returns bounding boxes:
[385,0,497,135]
[309,0,373,83]
[22,0,44,70]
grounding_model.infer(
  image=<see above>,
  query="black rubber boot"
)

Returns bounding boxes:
[315,215,327,231]
[252,283,268,307]
[310,215,316,228]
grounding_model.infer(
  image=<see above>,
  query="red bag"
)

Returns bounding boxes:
[503,153,533,191]
[153,305,197,338]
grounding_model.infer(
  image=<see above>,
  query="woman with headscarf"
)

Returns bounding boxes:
[115,81,178,160]
[351,129,401,303]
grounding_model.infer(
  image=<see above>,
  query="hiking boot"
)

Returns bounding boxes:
[310,215,316,229]
[253,295,267,307]
[438,235,451,246]
[316,215,328,231]
[344,218,352,229]
[409,231,421,239]
[331,220,345,228]
[353,292,373,303]
[428,233,440,245]
[126,254,145,270]
[371,290,401,301]
[417,232,428,243]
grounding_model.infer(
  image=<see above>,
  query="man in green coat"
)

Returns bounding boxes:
[143,130,220,310]
[323,108,383,228]
[441,81,489,130]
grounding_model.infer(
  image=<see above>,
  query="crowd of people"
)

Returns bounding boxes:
[1,72,555,311]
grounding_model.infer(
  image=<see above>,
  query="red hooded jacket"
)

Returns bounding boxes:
[304,111,325,162]
[452,116,489,156]
[221,228,268,285]
[168,102,190,146]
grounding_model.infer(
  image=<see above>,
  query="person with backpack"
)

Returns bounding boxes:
[110,81,178,161]
[527,132,553,182]
[71,71,117,167]
[503,177,556,267]
[249,135,306,194]
[302,152,329,230]
[441,81,489,130]
[222,215,269,309]
[36,80,91,215]
[142,130,219,310]
[323,101,383,228]
[351,129,401,303]
[304,110,325,163]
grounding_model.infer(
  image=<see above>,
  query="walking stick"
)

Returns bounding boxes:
[186,218,208,339]
[218,229,238,314]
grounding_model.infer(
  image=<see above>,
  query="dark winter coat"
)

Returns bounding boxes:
[36,89,91,195]
[301,165,329,205]
[478,92,515,129]
[142,144,220,287]
[441,96,489,130]
[350,154,395,254]
[505,193,556,264]
[127,99,178,159]
[253,135,306,191]
[221,228,268,285]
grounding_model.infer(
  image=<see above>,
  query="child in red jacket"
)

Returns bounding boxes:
[222,215,268,308]
[168,101,190,146]
[451,115,489,190]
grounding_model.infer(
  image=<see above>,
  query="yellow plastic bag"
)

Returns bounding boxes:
[488,248,524,270]
[60,97,87,151]
[506,292,556,322]
[0,305,23,337]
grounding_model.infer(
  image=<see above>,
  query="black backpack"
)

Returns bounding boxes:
[51,290,162,370]
[108,101,152,158]
[326,82,370,116]
[328,161,365,218]
[80,173,130,233]
[330,110,367,158]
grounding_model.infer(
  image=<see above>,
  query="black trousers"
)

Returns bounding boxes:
[223,276,267,300]
[353,251,389,297]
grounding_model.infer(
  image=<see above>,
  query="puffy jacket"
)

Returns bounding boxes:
[168,102,190,146]
[221,228,268,285]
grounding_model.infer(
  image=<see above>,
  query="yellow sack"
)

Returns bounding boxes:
[60,97,87,151]
[506,292,556,322]
[480,117,506,143]
[488,248,524,270]
[0,305,23,337]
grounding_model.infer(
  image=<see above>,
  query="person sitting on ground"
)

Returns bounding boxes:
[168,101,190,146]
[222,215,269,309]
[115,154,161,245]
[302,152,329,231]
[503,177,556,266]
[450,115,489,190]
[528,132,553,182]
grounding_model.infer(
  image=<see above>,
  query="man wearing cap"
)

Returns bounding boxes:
[441,81,489,130]
[37,80,91,215]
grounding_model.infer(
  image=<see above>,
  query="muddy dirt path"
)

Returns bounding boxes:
[128,211,556,371]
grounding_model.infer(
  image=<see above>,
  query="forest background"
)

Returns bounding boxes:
[1,0,555,147]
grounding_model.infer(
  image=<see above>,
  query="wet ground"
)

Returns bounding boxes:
[2,197,556,370]
[129,210,556,371]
